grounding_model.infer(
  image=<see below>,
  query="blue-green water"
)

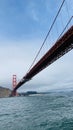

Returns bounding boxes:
[0,91,73,130]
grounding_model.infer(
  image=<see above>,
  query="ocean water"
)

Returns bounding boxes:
[0,91,73,130]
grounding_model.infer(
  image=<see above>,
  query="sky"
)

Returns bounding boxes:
[0,0,73,92]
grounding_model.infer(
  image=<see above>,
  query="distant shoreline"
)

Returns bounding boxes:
[0,86,73,98]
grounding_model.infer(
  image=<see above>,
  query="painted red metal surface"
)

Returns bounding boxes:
[12,26,73,94]
[13,75,17,88]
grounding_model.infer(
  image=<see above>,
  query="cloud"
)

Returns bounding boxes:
[0,37,73,91]
[17,49,73,92]
[0,0,73,91]
[31,9,39,22]
[27,1,39,22]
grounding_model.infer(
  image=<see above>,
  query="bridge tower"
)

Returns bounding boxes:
[12,75,18,96]
[13,75,17,89]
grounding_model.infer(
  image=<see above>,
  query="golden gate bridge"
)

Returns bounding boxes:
[11,0,73,96]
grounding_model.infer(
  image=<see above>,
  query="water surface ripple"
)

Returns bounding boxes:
[0,91,73,130]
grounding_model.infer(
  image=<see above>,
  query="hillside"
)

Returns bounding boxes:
[0,86,11,98]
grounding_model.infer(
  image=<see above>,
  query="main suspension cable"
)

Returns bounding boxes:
[58,16,73,39]
[27,0,65,72]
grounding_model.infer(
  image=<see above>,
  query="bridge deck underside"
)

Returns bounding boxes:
[13,26,73,92]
